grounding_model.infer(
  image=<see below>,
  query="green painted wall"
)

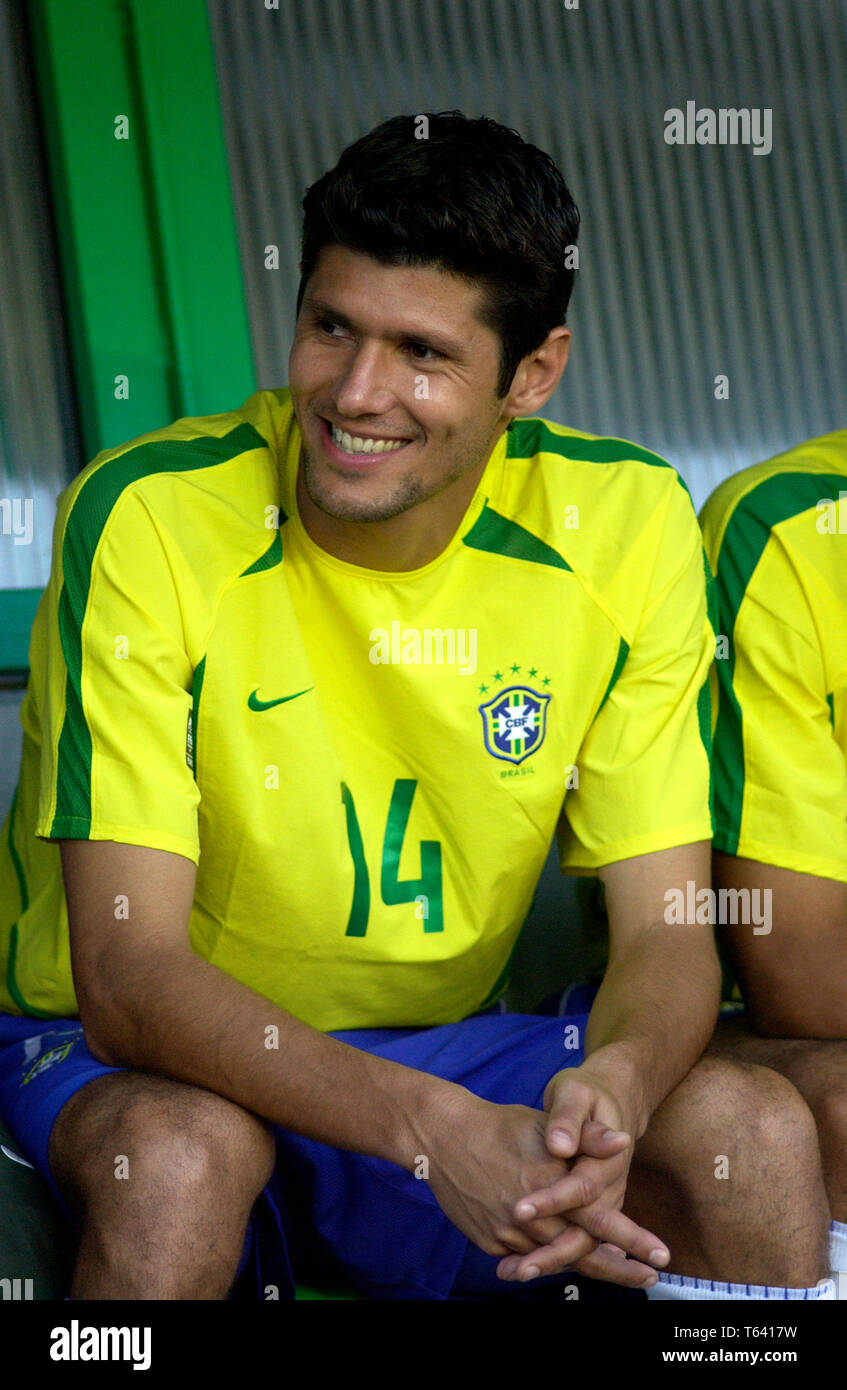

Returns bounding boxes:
[2,0,254,672]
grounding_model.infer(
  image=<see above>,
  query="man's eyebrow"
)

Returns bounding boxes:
[303,296,468,358]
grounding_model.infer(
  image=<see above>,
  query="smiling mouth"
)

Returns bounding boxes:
[320,416,414,458]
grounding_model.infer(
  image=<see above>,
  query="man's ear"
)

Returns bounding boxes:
[503,326,572,419]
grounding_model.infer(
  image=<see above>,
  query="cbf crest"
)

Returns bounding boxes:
[479,685,551,765]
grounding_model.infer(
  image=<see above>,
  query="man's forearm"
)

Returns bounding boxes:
[574,931,721,1137]
[86,943,463,1171]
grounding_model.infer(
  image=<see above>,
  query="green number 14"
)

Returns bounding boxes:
[341,778,443,936]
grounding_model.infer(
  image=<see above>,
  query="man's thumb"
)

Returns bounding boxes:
[545,1108,581,1157]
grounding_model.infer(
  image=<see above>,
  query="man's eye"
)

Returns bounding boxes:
[404,342,442,361]
[317,319,343,336]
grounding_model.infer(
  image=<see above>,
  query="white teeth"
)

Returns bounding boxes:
[331,425,407,454]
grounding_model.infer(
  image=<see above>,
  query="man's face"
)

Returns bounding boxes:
[288,245,511,526]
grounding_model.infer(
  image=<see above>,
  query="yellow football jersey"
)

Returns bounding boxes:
[700,431,847,883]
[0,388,714,1027]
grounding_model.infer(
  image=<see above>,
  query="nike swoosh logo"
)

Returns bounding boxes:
[248,687,314,711]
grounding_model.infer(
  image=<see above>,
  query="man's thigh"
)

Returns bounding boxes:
[706,1014,844,1101]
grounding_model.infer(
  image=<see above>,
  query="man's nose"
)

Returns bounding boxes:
[332,342,396,418]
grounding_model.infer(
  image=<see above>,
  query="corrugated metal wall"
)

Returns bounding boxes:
[207,0,847,508]
[0,0,80,591]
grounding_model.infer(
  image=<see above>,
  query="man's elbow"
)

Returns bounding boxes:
[74,973,143,1069]
[80,1022,124,1068]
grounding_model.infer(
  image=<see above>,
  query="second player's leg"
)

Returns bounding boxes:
[49,1070,276,1299]
[706,1017,847,1220]
[624,1055,830,1288]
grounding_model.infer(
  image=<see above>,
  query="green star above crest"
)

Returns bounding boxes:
[480,662,549,689]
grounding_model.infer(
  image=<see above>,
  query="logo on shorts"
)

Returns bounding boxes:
[479,685,551,764]
[21,1040,77,1086]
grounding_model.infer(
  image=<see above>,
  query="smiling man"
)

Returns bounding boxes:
[0,112,836,1302]
[292,259,508,568]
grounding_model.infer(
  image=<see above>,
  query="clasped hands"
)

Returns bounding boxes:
[427,1065,671,1289]
[503,1068,670,1287]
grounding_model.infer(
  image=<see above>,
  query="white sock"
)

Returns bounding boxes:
[646,1273,835,1301]
[829,1219,847,1300]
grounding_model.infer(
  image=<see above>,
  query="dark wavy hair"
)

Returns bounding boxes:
[296,111,580,398]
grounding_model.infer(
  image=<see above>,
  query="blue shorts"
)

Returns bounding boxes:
[0,1004,592,1300]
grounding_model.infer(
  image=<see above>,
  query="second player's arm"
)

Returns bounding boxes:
[714,851,847,1038]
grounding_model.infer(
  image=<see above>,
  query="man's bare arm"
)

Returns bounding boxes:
[60,838,459,1170]
[60,837,666,1279]
[567,840,721,1140]
[714,851,847,1039]
[490,841,718,1280]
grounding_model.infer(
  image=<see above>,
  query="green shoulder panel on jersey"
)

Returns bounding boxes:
[462,502,571,571]
[507,416,714,784]
[240,512,286,576]
[52,422,270,838]
[711,470,847,854]
[700,432,847,561]
[505,417,695,500]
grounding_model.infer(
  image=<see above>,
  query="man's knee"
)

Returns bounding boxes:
[628,1056,829,1286]
[709,1029,847,1181]
[49,1071,276,1222]
[634,1055,820,1194]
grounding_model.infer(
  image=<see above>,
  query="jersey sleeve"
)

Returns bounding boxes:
[710,529,847,881]
[557,482,715,873]
[34,480,202,862]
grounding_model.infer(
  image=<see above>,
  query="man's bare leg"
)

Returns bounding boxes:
[623,1056,829,1287]
[48,1072,276,1300]
[705,1018,847,1221]
[48,1054,830,1299]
